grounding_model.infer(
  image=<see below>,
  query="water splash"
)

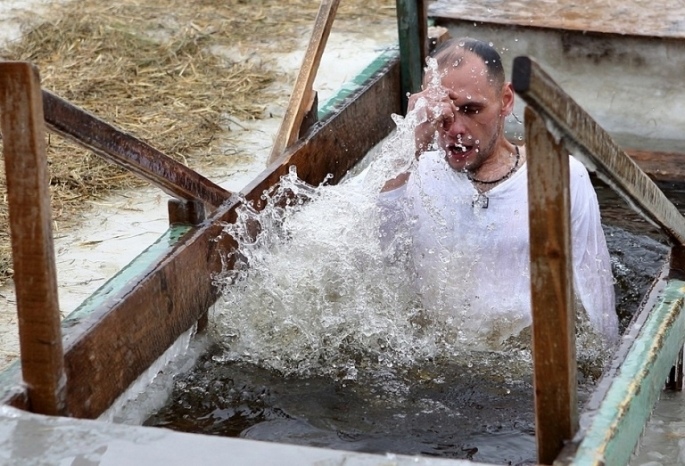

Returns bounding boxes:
[212,166,455,378]
[210,102,610,380]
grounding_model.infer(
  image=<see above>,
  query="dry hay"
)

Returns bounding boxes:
[0,0,396,284]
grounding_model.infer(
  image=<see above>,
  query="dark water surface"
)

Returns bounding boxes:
[141,347,607,464]
[145,348,540,464]
[144,178,676,465]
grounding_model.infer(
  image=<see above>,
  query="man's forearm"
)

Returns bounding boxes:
[381,172,411,192]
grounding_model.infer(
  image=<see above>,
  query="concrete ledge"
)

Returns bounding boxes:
[0,405,485,466]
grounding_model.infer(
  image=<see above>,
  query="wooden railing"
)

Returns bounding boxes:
[514,56,685,465]
[0,56,401,418]
[43,90,233,213]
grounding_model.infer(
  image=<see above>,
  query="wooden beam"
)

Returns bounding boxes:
[526,106,578,465]
[428,0,685,40]
[42,90,232,210]
[0,53,401,418]
[513,55,685,246]
[0,62,66,415]
[267,0,341,165]
[396,0,428,113]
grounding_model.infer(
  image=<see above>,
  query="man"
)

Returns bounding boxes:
[378,38,618,351]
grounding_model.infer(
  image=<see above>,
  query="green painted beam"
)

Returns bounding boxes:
[395,0,427,113]
[569,280,685,466]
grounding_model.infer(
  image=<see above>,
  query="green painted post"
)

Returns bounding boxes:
[395,0,427,113]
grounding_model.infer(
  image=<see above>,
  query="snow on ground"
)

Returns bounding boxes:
[0,1,397,370]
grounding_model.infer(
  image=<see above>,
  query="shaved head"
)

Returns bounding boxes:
[432,38,506,92]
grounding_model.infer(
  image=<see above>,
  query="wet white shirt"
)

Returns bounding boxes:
[377,150,618,350]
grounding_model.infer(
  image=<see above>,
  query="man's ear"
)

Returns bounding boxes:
[500,82,515,116]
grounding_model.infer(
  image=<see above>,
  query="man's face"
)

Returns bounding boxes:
[428,52,509,172]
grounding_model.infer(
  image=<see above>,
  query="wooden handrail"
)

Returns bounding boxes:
[513,56,685,246]
[0,53,401,418]
[514,56,685,464]
[42,90,232,210]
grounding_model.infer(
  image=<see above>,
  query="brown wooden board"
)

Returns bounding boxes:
[513,56,685,246]
[267,0,341,164]
[0,63,67,416]
[0,55,401,418]
[43,90,232,210]
[526,107,578,464]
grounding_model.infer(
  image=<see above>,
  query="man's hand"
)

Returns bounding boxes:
[407,86,459,157]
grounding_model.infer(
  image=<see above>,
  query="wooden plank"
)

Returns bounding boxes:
[428,0,685,40]
[525,106,577,465]
[513,55,685,246]
[42,90,232,209]
[267,0,341,165]
[396,0,428,112]
[0,63,66,415]
[0,53,401,417]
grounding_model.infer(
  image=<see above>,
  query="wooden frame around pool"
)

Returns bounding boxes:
[2,25,685,466]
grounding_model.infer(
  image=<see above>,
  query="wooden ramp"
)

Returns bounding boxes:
[430,0,685,39]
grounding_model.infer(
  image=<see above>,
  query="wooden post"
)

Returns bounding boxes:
[0,62,67,415]
[513,55,685,464]
[396,0,428,113]
[168,198,209,332]
[168,199,206,226]
[525,106,578,464]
